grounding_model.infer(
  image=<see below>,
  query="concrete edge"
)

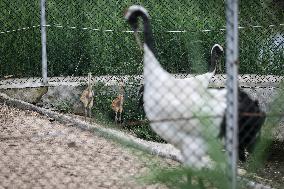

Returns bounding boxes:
[1,74,282,89]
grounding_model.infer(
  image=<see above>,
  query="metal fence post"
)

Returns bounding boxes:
[40,0,48,84]
[226,0,239,188]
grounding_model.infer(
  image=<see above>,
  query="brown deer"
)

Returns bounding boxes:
[80,72,94,122]
[111,81,125,124]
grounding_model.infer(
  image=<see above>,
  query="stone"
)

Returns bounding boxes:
[0,87,48,104]
[38,85,86,115]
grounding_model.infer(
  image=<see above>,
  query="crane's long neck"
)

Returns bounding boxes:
[127,7,168,85]
[140,15,170,85]
[139,14,155,56]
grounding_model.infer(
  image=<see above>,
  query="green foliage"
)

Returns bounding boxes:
[0,0,283,77]
[0,0,41,78]
[92,80,164,142]
[55,100,73,113]
[127,123,166,143]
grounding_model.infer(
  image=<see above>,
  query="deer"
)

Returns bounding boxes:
[111,81,125,124]
[80,72,94,122]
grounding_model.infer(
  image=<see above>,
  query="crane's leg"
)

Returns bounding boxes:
[88,107,92,124]
[186,172,192,186]
[239,146,246,162]
[247,134,260,154]
[198,178,206,189]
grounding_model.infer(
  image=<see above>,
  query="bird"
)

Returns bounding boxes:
[80,72,94,122]
[137,44,224,109]
[125,5,227,169]
[203,45,265,161]
[126,5,265,167]
[219,89,266,161]
[111,81,125,124]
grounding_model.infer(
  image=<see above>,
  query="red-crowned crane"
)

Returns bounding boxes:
[125,5,227,169]
[125,5,265,167]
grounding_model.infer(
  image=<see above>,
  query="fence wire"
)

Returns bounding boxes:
[0,0,282,78]
[0,0,284,188]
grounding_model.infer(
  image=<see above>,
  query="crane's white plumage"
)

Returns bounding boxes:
[175,44,223,88]
[125,5,227,169]
[143,45,226,168]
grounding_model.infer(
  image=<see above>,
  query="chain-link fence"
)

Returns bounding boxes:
[1,0,282,78]
[0,0,41,78]
[0,0,284,188]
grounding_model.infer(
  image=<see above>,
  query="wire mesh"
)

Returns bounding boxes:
[0,0,41,79]
[0,0,283,188]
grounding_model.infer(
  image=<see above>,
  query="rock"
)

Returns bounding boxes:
[67,142,77,148]
[238,168,247,176]
[38,85,86,115]
[0,87,48,104]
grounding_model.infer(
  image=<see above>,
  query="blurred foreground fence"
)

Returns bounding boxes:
[0,0,284,188]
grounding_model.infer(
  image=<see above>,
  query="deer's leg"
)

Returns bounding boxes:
[88,108,92,123]
[88,108,92,118]
[115,111,118,124]
[119,110,122,123]
[84,108,87,121]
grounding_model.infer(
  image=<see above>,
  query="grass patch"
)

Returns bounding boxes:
[91,80,165,143]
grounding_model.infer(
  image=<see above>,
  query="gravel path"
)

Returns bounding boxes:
[0,103,177,188]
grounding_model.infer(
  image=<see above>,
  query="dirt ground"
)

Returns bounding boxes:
[1,102,284,189]
[253,140,284,188]
[0,103,177,189]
